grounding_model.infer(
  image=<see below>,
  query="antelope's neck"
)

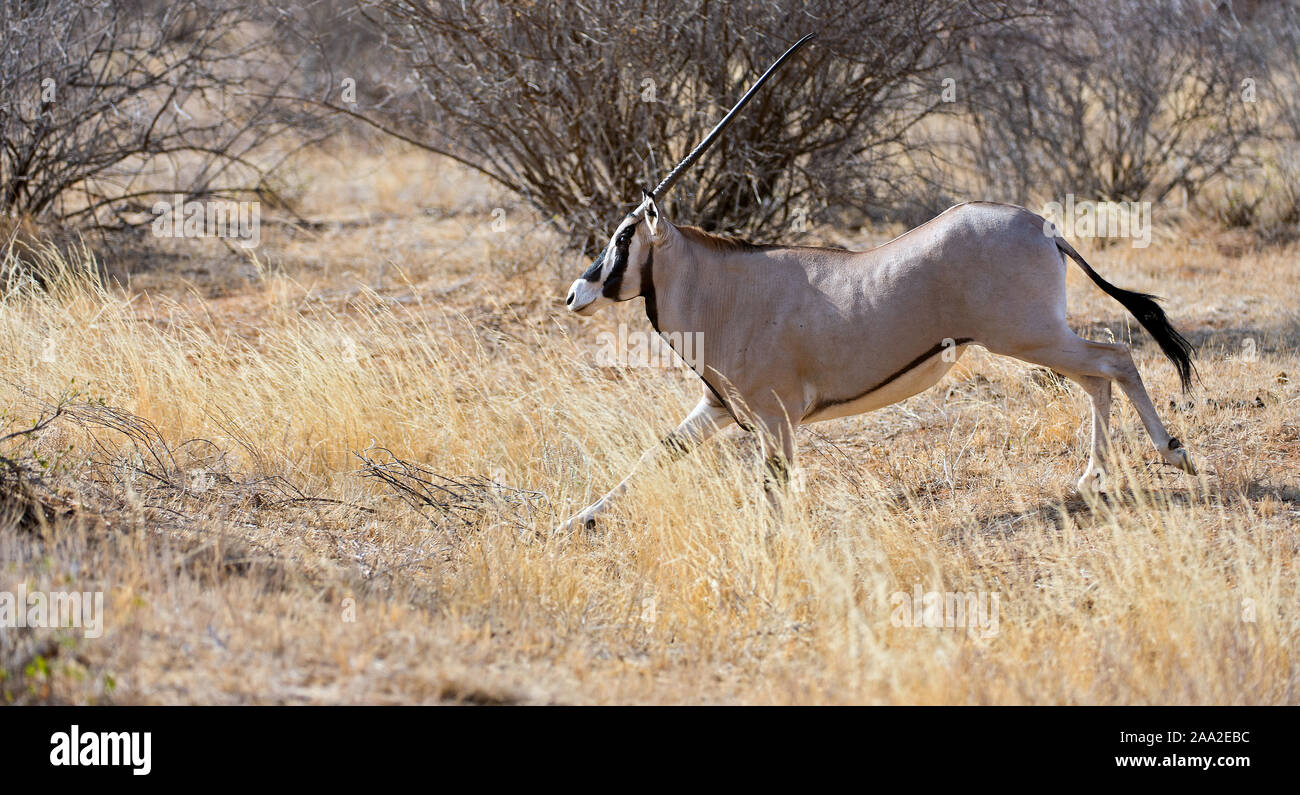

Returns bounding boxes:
[641,229,698,336]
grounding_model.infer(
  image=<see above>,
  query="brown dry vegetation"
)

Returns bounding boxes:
[1,139,1297,704]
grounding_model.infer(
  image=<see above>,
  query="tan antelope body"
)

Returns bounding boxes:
[560,200,1196,531]
[555,36,1195,532]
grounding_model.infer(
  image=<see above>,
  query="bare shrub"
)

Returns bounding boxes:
[961,0,1262,206]
[354,446,548,532]
[0,397,76,532]
[1214,1,1300,240]
[0,0,317,228]
[266,0,423,117]
[346,0,1024,250]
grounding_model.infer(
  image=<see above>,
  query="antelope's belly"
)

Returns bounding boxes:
[802,346,966,423]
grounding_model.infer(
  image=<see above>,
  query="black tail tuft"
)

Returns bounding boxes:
[1056,239,1197,392]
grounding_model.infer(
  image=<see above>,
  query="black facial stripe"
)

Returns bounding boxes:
[601,244,629,297]
[600,219,640,299]
[580,214,640,284]
[581,249,606,282]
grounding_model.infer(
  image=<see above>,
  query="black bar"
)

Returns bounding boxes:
[2,706,1286,784]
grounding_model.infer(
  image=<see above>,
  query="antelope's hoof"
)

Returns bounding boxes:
[1077,467,1108,496]
[1163,438,1198,476]
[553,510,599,536]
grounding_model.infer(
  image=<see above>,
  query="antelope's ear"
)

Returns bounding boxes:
[642,190,660,237]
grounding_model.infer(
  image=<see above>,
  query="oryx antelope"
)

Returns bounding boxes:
[559,36,1196,532]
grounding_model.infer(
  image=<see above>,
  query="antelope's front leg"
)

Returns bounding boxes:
[758,414,798,511]
[554,397,733,534]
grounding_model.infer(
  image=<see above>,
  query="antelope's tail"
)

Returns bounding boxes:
[1055,237,1196,392]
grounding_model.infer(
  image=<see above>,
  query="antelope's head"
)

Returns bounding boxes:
[563,33,815,317]
[566,194,664,316]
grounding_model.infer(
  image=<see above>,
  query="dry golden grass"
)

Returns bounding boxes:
[1,141,1297,704]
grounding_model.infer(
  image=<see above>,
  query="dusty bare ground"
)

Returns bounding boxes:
[1,140,1296,704]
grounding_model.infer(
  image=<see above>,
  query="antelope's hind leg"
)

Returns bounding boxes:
[992,332,1196,488]
[554,396,734,534]
[1075,375,1112,494]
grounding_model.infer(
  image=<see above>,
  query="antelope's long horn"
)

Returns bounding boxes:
[646,33,815,205]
